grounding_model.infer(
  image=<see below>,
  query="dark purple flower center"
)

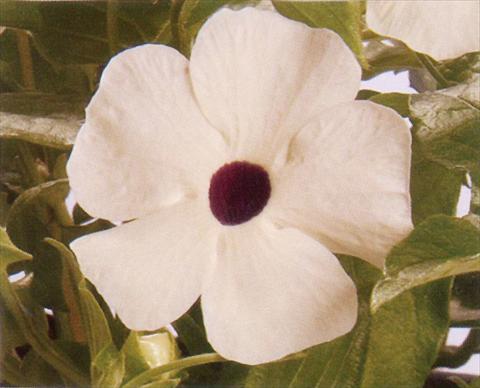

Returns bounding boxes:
[209,161,271,226]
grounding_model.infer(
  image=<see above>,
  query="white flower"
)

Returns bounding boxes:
[366,0,480,61]
[67,8,412,365]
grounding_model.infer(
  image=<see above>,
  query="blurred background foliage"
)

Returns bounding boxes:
[0,1,479,387]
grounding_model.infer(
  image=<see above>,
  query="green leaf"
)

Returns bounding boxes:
[244,256,450,387]
[374,257,478,312]
[369,92,410,116]
[6,179,70,253]
[453,272,480,310]
[0,25,98,95]
[410,79,480,182]
[272,0,366,67]
[0,233,89,386]
[91,343,125,388]
[0,28,24,93]
[20,350,62,386]
[462,213,480,234]
[0,262,35,362]
[30,241,69,310]
[0,1,172,64]
[245,358,303,387]
[363,39,419,79]
[0,298,26,359]
[121,331,151,383]
[123,353,223,388]
[386,216,479,274]
[5,180,70,311]
[173,311,212,356]
[355,89,379,100]
[0,192,9,226]
[113,2,173,45]
[72,204,92,225]
[0,2,43,31]
[438,52,480,85]
[78,286,113,358]
[139,379,181,388]
[172,302,216,385]
[0,227,32,269]
[0,59,23,93]
[0,353,36,386]
[470,377,480,388]
[4,172,111,261]
[471,184,480,216]
[87,283,131,351]
[410,79,479,222]
[410,140,464,224]
[0,140,66,202]
[62,219,114,246]
[54,339,90,377]
[372,216,480,311]
[44,239,132,388]
[0,94,84,150]
[30,240,85,341]
[440,75,480,109]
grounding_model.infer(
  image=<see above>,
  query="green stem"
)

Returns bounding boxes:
[361,30,380,40]
[170,0,188,56]
[15,29,35,91]
[123,353,226,388]
[415,53,450,90]
[53,200,74,227]
[153,19,172,43]
[16,142,43,186]
[106,0,118,55]
[0,357,35,386]
[425,371,477,387]
[435,328,480,368]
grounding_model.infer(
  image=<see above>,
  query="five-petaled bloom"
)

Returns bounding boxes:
[68,8,412,365]
[367,0,480,61]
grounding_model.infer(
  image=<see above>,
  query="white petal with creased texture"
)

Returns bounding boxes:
[68,45,225,221]
[190,7,360,168]
[71,200,218,330]
[268,101,412,268]
[367,0,480,60]
[202,218,357,365]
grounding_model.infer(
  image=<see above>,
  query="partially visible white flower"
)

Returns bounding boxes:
[67,8,412,365]
[367,0,480,60]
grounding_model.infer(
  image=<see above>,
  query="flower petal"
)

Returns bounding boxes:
[268,101,412,268]
[367,0,480,60]
[70,200,218,330]
[67,44,225,221]
[190,7,360,167]
[202,219,357,365]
